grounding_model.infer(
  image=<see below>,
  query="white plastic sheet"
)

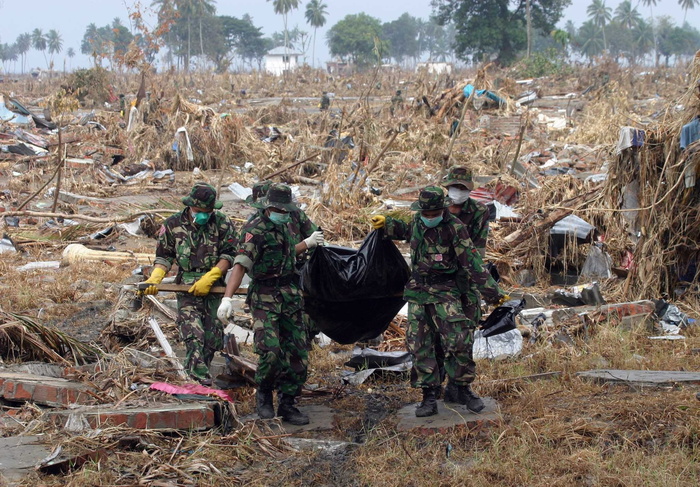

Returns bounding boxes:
[473,328,523,360]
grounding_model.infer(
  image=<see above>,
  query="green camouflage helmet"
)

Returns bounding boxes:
[182,183,223,210]
[410,185,452,211]
[246,180,272,208]
[443,166,475,190]
[259,183,298,212]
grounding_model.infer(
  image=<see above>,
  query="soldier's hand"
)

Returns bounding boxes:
[140,267,166,295]
[217,297,234,322]
[370,215,386,230]
[189,267,223,297]
[497,294,511,307]
[303,230,324,249]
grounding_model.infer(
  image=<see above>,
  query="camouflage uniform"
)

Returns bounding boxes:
[235,209,308,397]
[390,90,404,116]
[383,188,500,389]
[154,186,237,381]
[247,182,320,347]
[443,167,492,325]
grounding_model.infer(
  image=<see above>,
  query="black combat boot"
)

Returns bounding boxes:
[415,388,438,417]
[443,379,459,404]
[256,387,275,419]
[277,394,310,425]
[459,384,485,413]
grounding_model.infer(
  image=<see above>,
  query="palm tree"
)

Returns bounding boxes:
[678,0,699,23]
[47,29,63,72]
[640,0,658,63]
[578,20,605,61]
[586,0,612,51]
[268,0,301,71]
[15,33,31,74]
[66,47,75,71]
[32,28,48,69]
[631,19,654,64]
[304,0,327,67]
[613,1,641,29]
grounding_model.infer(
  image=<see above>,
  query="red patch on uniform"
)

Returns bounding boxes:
[244,232,254,243]
[157,225,166,236]
[434,254,443,262]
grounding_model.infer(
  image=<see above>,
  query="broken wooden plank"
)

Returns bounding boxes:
[577,370,700,387]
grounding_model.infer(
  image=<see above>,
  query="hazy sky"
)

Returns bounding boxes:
[0,0,697,71]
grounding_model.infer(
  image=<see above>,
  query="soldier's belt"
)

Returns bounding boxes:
[254,275,295,287]
[412,273,457,285]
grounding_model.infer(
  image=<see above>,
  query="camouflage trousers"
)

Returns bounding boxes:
[304,313,320,350]
[406,298,475,389]
[434,289,481,385]
[251,301,308,397]
[176,293,224,381]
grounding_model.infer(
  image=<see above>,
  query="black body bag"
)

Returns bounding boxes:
[300,230,410,344]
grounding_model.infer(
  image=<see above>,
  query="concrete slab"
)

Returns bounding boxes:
[243,404,336,434]
[578,370,700,387]
[0,435,52,485]
[397,398,500,434]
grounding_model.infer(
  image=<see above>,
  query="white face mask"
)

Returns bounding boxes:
[448,186,470,205]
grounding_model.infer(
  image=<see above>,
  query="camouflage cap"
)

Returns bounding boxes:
[442,166,474,190]
[182,183,223,210]
[246,180,271,208]
[410,185,452,211]
[259,183,298,212]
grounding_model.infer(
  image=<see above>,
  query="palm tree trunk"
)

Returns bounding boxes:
[284,13,289,74]
[312,27,317,68]
[187,19,191,72]
[526,0,532,58]
[199,16,204,59]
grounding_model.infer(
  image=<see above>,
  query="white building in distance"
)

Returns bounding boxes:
[264,46,303,76]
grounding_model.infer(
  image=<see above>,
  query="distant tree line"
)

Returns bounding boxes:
[3,0,699,75]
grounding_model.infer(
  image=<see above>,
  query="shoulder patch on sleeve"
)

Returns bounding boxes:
[244,232,254,243]
[158,225,166,236]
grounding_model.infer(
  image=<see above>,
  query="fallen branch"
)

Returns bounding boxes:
[2,209,178,224]
[263,152,321,180]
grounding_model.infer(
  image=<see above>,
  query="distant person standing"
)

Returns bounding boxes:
[390,89,404,116]
[319,91,330,111]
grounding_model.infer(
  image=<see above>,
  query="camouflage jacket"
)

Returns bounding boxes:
[453,197,490,253]
[245,209,318,245]
[235,213,301,311]
[384,211,500,305]
[154,208,237,283]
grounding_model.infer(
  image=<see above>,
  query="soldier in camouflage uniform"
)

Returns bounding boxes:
[370,186,503,416]
[141,183,237,384]
[441,166,506,404]
[246,181,322,348]
[217,183,324,425]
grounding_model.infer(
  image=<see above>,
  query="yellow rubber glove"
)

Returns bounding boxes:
[188,267,223,297]
[142,267,166,295]
[370,215,386,230]
[497,294,511,307]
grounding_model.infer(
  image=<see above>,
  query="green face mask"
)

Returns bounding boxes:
[268,210,291,225]
[420,215,443,228]
[193,211,211,225]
